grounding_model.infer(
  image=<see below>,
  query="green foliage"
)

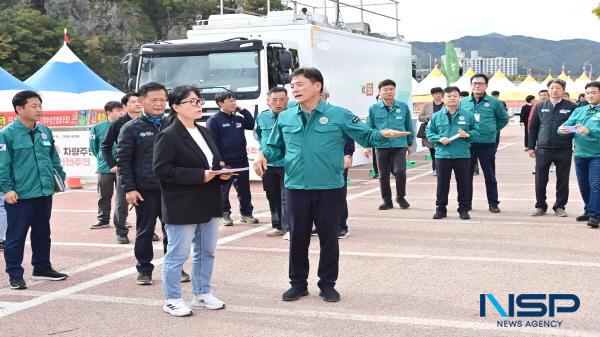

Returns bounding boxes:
[594,3,600,18]
[0,5,70,79]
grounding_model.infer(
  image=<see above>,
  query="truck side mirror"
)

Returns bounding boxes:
[278,50,293,71]
[278,73,291,85]
[127,77,137,92]
[122,51,140,78]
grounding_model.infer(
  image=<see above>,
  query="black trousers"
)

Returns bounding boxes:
[286,188,344,288]
[221,161,253,216]
[96,173,129,235]
[4,196,53,279]
[523,124,529,148]
[134,189,167,274]
[428,148,436,171]
[340,169,349,231]
[372,150,379,175]
[435,159,471,214]
[534,148,572,211]
[263,166,287,231]
[469,143,499,206]
[376,147,408,202]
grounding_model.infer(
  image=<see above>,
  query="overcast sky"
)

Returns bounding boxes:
[301,0,600,42]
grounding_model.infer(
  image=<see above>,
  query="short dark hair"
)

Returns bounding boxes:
[268,87,288,96]
[430,87,443,95]
[471,73,489,85]
[12,90,42,113]
[585,81,600,91]
[378,79,396,89]
[291,67,324,93]
[121,93,139,105]
[169,85,202,113]
[214,91,236,105]
[525,95,535,103]
[104,101,123,112]
[578,93,586,99]
[539,89,549,94]
[563,92,570,98]
[443,86,461,95]
[491,90,500,96]
[460,91,470,98]
[138,82,167,97]
[547,79,566,90]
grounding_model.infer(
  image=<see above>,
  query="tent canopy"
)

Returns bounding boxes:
[516,74,540,95]
[0,67,32,91]
[26,43,121,93]
[452,67,475,91]
[414,65,447,96]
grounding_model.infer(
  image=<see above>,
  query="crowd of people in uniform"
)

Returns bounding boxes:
[0,66,599,318]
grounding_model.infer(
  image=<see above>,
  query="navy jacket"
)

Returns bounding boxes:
[528,99,577,150]
[206,109,255,164]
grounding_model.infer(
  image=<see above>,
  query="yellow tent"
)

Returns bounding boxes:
[516,73,540,95]
[452,67,475,92]
[573,68,591,95]
[412,65,447,102]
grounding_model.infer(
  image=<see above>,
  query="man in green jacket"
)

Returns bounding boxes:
[558,81,600,227]
[427,86,479,220]
[0,91,68,290]
[255,87,289,239]
[253,67,407,303]
[89,101,124,229]
[365,79,414,210]
[460,73,509,213]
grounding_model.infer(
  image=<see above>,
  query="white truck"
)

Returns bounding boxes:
[124,9,413,177]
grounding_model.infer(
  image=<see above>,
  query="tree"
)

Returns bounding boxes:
[0,5,74,80]
[594,3,600,18]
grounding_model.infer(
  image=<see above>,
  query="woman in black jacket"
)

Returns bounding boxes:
[153,86,233,317]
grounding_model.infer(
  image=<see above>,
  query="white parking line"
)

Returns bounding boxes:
[0,223,270,318]
[0,291,593,337]
[217,245,600,269]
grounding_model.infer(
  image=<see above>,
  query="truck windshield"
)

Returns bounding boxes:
[138,51,260,98]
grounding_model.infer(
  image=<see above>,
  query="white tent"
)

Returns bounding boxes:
[557,69,576,95]
[413,65,447,96]
[517,73,540,95]
[0,67,34,114]
[488,69,516,95]
[25,42,123,114]
[452,67,475,92]
[573,68,591,95]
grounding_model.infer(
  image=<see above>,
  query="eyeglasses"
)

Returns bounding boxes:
[471,82,487,86]
[180,98,205,106]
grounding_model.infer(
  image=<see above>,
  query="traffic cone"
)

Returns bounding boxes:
[65,177,82,189]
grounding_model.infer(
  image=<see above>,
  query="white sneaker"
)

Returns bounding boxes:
[163,298,192,317]
[191,293,225,310]
[282,232,290,241]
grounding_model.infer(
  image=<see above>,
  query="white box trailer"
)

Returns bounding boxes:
[126,10,413,179]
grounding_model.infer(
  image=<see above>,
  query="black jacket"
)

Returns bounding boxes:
[528,99,577,150]
[519,104,532,126]
[206,109,255,164]
[117,115,168,192]
[101,113,133,169]
[153,118,224,224]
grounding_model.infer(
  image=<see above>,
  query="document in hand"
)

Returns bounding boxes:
[208,167,250,174]
[562,125,578,133]
[54,169,66,192]
[448,133,461,142]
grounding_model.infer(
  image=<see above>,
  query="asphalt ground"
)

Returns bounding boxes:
[1,124,599,337]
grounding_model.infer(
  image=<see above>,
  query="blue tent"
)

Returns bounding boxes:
[0,67,32,91]
[26,43,121,94]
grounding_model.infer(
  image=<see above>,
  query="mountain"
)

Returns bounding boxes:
[411,33,600,78]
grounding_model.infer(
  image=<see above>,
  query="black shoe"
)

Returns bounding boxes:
[89,222,109,229]
[136,273,153,285]
[433,212,447,219]
[319,286,341,302]
[32,267,68,281]
[373,174,379,179]
[0,240,4,250]
[9,277,27,290]
[396,197,410,209]
[337,228,349,239]
[588,217,600,229]
[467,205,472,211]
[282,286,309,301]
[378,202,393,210]
[116,235,130,244]
[459,212,471,220]
[489,205,501,213]
[181,270,191,283]
[310,228,318,237]
[576,213,589,222]
[152,233,160,242]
